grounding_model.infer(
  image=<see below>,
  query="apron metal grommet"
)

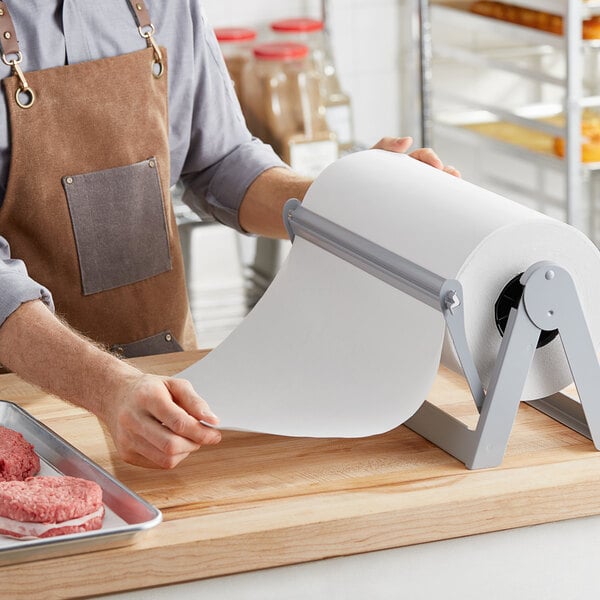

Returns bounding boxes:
[65,176,73,184]
[148,159,155,168]
[165,333,172,342]
[15,86,34,109]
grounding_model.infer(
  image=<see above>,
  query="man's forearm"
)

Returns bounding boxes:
[0,300,221,468]
[239,167,312,238]
[237,143,459,239]
[0,300,140,418]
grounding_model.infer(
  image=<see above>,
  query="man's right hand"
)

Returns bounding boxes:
[103,373,221,469]
[0,300,222,469]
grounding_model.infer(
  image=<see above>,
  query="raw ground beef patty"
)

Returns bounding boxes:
[0,476,104,538]
[0,425,40,481]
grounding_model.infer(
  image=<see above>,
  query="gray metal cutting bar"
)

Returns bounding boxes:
[283,199,447,311]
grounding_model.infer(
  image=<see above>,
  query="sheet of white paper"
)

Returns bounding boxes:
[179,150,600,437]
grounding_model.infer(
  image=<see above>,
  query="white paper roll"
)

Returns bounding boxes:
[179,150,600,436]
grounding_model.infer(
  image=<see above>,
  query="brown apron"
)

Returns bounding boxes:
[0,0,197,357]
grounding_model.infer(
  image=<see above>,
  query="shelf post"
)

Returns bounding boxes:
[565,0,584,231]
[418,0,433,148]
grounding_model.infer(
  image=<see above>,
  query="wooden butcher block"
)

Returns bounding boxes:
[0,350,598,599]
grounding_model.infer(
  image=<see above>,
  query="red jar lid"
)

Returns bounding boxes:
[253,42,309,61]
[271,18,324,33]
[214,27,257,43]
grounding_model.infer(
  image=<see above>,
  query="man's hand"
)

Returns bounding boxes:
[240,136,460,239]
[0,300,222,469]
[102,373,221,469]
[372,136,461,177]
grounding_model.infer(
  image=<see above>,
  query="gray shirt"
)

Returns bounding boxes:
[0,0,285,325]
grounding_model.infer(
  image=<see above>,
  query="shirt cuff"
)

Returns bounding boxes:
[0,271,54,328]
[183,138,288,233]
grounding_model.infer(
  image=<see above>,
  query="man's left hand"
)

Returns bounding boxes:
[372,136,461,178]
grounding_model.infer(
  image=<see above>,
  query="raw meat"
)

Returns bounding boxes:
[0,425,40,481]
[0,476,104,538]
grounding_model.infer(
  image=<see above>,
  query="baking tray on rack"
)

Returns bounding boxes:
[0,400,162,566]
[435,104,600,169]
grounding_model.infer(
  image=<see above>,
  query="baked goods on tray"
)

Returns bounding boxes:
[464,113,600,162]
[553,117,600,162]
[470,1,600,39]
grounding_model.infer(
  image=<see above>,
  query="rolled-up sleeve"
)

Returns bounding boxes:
[179,5,286,232]
[0,237,54,327]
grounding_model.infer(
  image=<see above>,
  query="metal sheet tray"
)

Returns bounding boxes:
[0,400,162,565]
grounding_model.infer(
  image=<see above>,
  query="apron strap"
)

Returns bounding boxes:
[127,0,164,78]
[0,1,156,59]
[0,1,164,94]
[127,0,153,31]
[0,2,20,61]
[0,2,34,108]
[0,0,163,109]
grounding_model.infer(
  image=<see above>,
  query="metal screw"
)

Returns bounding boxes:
[165,333,172,342]
[3,31,10,39]
[545,270,555,280]
[148,159,155,168]
[444,290,461,313]
[0,9,5,16]
[65,176,73,184]
[136,3,142,10]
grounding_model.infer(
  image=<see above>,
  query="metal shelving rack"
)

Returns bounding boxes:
[321,0,330,29]
[417,0,600,237]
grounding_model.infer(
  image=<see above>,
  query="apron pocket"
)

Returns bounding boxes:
[110,330,183,358]
[62,157,172,295]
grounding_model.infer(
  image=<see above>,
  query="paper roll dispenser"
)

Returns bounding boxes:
[284,198,600,469]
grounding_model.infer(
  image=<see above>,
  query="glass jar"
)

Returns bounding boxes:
[214,27,257,102]
[270,18,354,151]
[241,42,338,178]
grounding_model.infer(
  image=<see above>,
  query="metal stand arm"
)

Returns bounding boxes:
[406,299,540,469]
[522,264,600,450]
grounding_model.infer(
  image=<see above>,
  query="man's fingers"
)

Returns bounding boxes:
[444,165,461,178]
[372,136,413,153]
[408,147,444,170]
[120,431,196,470]
[138,415,203,454]
[370,137,462,178]
[145,390,222,446]
[165,378,220,425]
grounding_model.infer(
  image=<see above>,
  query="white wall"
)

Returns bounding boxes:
[200,0,410,146]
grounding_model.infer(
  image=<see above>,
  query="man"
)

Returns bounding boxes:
[0,1,458,468]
